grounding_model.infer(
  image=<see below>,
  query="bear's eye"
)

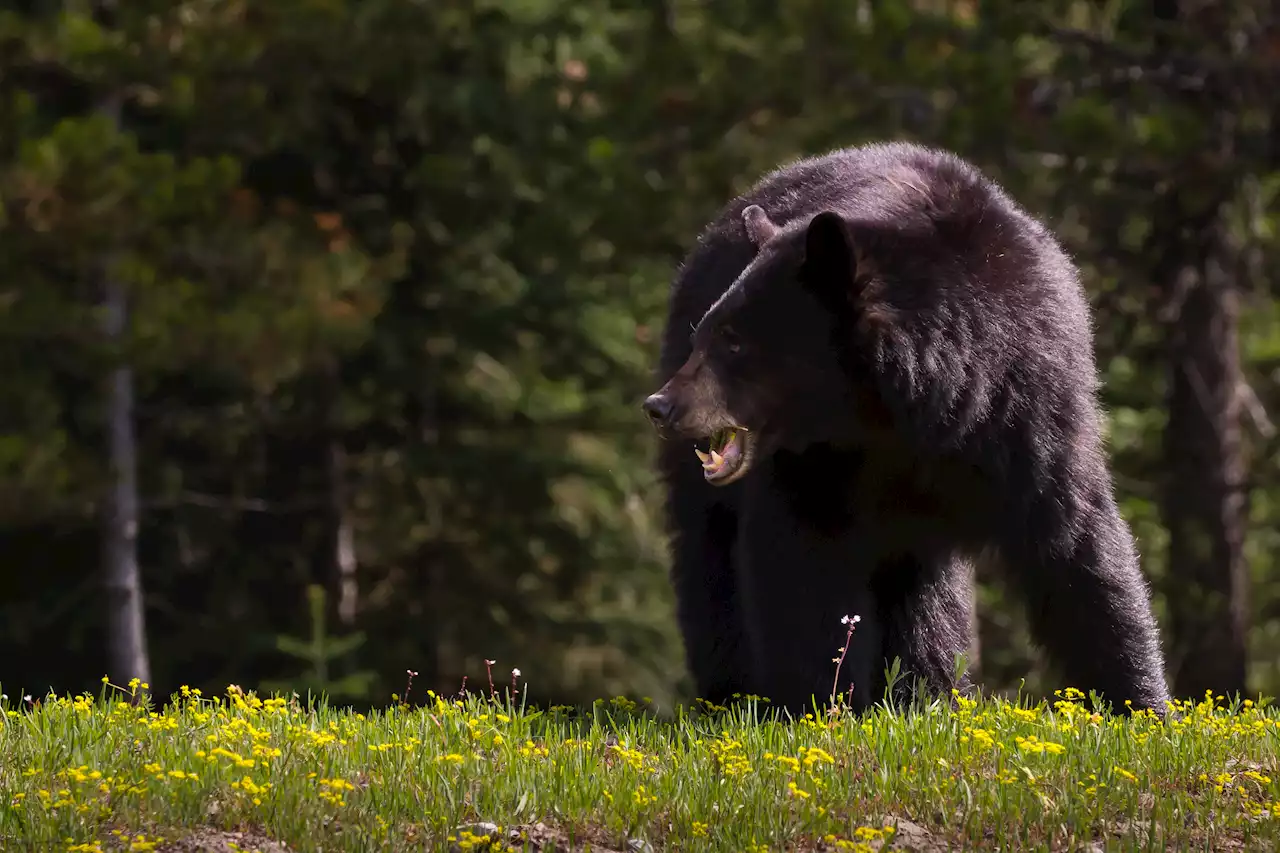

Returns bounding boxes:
[722,327,741,355]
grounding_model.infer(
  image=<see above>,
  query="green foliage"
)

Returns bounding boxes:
[259,585,376,703]
[0,0,1278,714]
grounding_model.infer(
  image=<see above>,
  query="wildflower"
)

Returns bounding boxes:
[519,740,549,758]
[609,743,652,772]
[1014,734,1065,755]
[853,826,890,842]
[231,775,271,803]
[707,735,751,776]
[632,784,658,807]
[799,746,834,768]
[960,726,997,751]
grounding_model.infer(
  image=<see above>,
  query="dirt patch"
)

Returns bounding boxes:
[156,828,291,853]
[879,816,945,852]
[451,822,631,853]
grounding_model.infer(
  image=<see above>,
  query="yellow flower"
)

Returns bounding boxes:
[231,776,270,798]
[1014,735,1065,755]
[632,785,658,807]
[519,740,549,758]
[787,780,811,800]
[853,825,892,842]
[799,746,834,768]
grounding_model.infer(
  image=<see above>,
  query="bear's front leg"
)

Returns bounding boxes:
[873,550,977,707]
[735,451,884,716]
[659,441,752,706]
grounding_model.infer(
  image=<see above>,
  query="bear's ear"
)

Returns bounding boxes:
[802,211,858,305]
[742,204,779,248]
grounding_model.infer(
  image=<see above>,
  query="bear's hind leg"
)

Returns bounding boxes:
[1000,447,1170,715]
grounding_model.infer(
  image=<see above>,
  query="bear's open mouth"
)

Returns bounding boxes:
[695,427,755,485]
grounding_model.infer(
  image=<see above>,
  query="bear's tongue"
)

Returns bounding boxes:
[695,429,740,475]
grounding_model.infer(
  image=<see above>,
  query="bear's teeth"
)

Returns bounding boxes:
[694,448,710,464]
[710,450,724,467]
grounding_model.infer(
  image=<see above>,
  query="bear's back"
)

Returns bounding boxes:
[720,142,1053,259]
[663,142,1093,392]
[684,143,1086,338]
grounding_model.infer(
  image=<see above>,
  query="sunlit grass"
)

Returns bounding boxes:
[1,676,1279,851]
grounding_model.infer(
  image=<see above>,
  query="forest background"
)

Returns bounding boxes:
[2,0,1278,713]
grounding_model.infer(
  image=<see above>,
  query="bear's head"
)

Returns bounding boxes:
[643,205,870,485]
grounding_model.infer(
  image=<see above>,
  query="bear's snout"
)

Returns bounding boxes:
[642,392,675,430]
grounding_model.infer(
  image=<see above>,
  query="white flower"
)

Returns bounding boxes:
[512,668,521,678]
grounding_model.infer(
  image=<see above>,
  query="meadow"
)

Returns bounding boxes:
[2,673,1279,852]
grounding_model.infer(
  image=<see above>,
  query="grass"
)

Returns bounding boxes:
[1,676,1279,852]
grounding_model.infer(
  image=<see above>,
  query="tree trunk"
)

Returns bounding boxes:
[92,0,149,694]
[331,441,358,627]
[1161,220,1249,701]
[102,241,151,687]
[1152,0,1251,703]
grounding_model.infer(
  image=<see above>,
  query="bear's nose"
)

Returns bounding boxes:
[642,393,674,427]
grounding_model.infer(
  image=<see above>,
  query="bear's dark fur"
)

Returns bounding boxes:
[644,141,1169,716]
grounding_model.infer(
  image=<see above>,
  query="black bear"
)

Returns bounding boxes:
[643,141,1170,716]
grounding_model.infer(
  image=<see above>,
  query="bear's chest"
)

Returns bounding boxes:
[759,442,988,547]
